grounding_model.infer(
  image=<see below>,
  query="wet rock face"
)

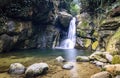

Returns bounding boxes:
[58,11,72,27]
[36,25,58,48]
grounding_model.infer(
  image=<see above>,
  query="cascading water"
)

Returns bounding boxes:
[55,17,78,78]
[60,17,76,49]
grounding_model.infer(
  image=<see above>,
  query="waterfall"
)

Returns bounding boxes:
[60,17,76,49]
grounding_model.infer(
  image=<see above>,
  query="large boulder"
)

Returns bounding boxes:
[104,64,120,75]
[90,71,112,78]
[58,11,72,27]
[76,56,90,62]
[115,75,120,78]
[89,52,113,63]
[25,63,49,77]
[89,52,108,63]
[8,63,26,75]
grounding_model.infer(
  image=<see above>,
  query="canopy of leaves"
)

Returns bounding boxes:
[80,0,117,17]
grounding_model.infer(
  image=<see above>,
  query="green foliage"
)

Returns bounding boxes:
[70,0,80,15]
[79,30,87,37]
[61,0,80,15]
[70,3,80,15]
[81,21,88,27]
[112,55,120,64]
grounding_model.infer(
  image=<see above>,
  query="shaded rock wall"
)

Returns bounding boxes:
[0,0,61,52]
[0,17,34,51]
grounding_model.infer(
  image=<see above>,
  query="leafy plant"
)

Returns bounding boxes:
[70,3,80,15]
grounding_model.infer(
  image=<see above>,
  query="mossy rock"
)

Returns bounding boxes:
[92,41,99,50]
[93,31,99,38]
[93,54,107,63]
[77,19,90,29]
[76,56,90,62]
[112,55,120,64]
[79,30,87,37]
[84,39,91,48]
[104,64,120,75]
[106,27,120,54]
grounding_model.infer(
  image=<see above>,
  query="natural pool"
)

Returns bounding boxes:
[0,49,100,78]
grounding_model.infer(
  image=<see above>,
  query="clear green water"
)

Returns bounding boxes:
[0,49,92,72]
[0,49,100,78]
[0,49,91,59]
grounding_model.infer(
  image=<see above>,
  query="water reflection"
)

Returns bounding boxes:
[64,49,77,62]
[0,49,91,61]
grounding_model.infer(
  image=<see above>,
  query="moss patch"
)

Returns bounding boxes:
[112,55,120,64]
[92,41,99,50]
[84,39,91,48]
[106,27,120,54]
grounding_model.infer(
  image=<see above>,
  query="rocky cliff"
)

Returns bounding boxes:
[76,5,120,53]
[0,0,68,52]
